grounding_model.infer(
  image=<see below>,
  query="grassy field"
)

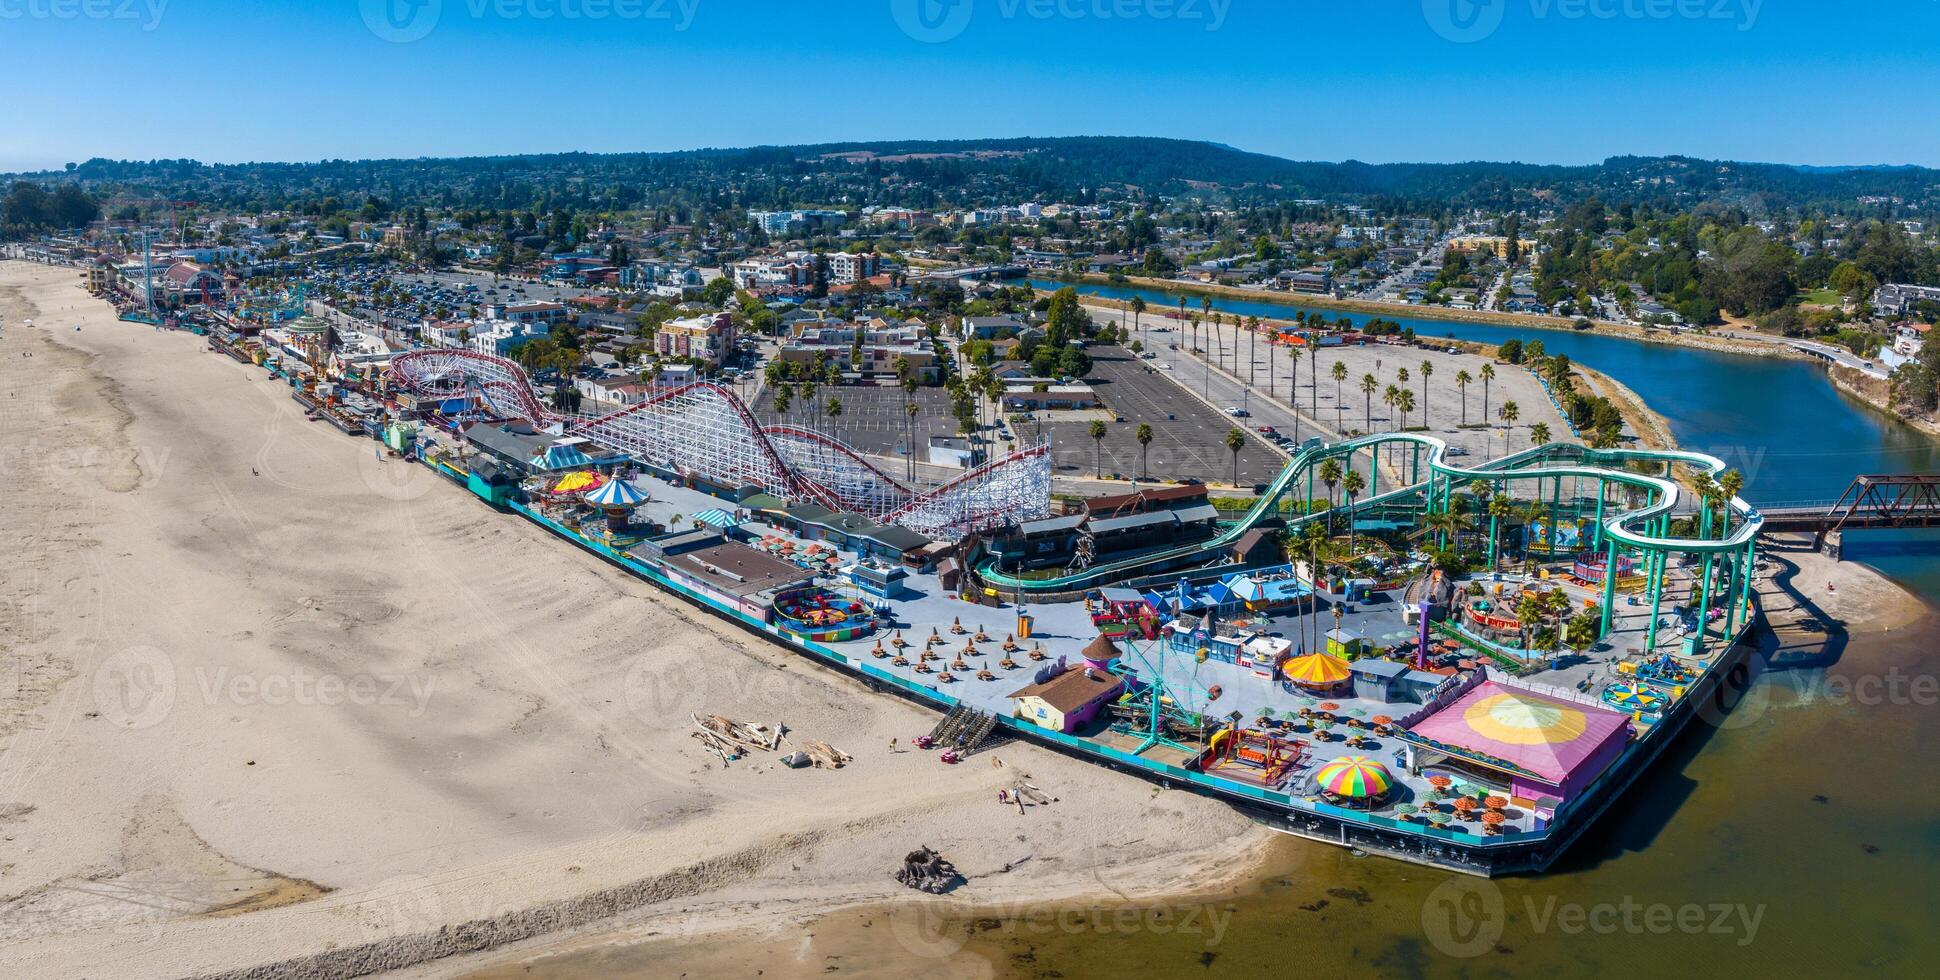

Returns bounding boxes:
[1799,287,1844,306]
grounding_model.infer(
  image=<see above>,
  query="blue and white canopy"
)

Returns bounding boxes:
[691,508,740,529]
[585,478,649,508]
[529,443,594,472]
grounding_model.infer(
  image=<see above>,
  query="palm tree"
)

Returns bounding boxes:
[1498,400,1520,458]
[1332,361,1348,431]
[1292,521,1333,656]
[1716,469,1746,537]
[1383,384,1401,431]
[1341,469,1367,554]
[1319,457,1344,532]
[1246,315,1260,390]
[1454,369,1473,424]
[1419,360,1433,421]
[825,396,843,440]
[905,401,920,479]
[1529,421,1551,448]
[1361,374,1378,431]
[1225,427,1246,487]
[1395,389,1415,430]
[1286,345,1303,416]
[1691,470,1721,537]
[1420,504,1473,551]
[1487,493,1513,569]
[1129,295,1146,343]
[1135,423,1154,479]
[1480,363,1496,421]
[1312,347,1322,420]
[1089,419,1108,479]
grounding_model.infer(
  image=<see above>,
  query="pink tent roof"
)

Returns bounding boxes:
[1404,681,1630,785]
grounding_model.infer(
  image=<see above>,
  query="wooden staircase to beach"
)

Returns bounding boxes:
[928,704,976,744]
[928,704,1000,756]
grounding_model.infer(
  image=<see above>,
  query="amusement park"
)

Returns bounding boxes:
[86,293,1771,875]
[372,342,1764,874]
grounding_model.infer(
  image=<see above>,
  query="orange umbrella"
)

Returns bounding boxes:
[1485,795,1509,811]
[1480,811,1507,826]
[1453,797,1479,814]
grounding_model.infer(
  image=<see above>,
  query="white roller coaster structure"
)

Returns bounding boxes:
[389,349,1052,540]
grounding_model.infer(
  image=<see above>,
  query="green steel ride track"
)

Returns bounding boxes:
[978,433,1760,594]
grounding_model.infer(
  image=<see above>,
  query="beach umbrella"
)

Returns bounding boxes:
[1427,811,1451,825]
[1395,804,1419,815]
[1371,715,1394,727]
[1453,797,1479,814]
[1313,756,1395,799]
[1480,811,1507,826]
[1319,701,1341,712]
[1485,795,1509,811]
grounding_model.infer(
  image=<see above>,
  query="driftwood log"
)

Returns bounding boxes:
[894,846,963,894]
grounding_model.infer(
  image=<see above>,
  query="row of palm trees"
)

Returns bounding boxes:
[1122,299,1552,462]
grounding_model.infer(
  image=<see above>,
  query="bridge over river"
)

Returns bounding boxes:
[1759,475,1940,552]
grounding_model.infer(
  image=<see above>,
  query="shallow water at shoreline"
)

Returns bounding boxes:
[932,608,1940,978]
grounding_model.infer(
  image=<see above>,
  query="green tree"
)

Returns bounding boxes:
[1089,419,1109,479]
[1135,423,1154,479]
[1341,469,1367,554]
[1331,361,1349,431]
[1318,458,1344,533]
[1454,369,1473,424]
[1419,360,1433,421]
[1225,427,1246,487]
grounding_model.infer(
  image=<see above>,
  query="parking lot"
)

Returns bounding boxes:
[1023,347,1285,485]
[746,347,1286,488]
[308,264,607,330]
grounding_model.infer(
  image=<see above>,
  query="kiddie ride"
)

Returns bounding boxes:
[774,589,879,642]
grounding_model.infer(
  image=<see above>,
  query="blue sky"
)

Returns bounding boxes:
[2,0,1936,171]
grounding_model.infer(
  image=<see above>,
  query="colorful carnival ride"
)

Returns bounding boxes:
[388,349,1051,539]
[773,589,879,643]
[1198,726,1304,789]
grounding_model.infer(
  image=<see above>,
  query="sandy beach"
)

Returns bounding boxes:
[3,259,1928,979]
[0,262,1269,977]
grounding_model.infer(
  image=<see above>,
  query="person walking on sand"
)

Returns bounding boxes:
[889,738,899,754]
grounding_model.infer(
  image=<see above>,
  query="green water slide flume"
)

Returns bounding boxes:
[977,433,1761,594]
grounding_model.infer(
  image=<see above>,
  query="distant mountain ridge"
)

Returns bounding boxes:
[12,136,1938,214]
